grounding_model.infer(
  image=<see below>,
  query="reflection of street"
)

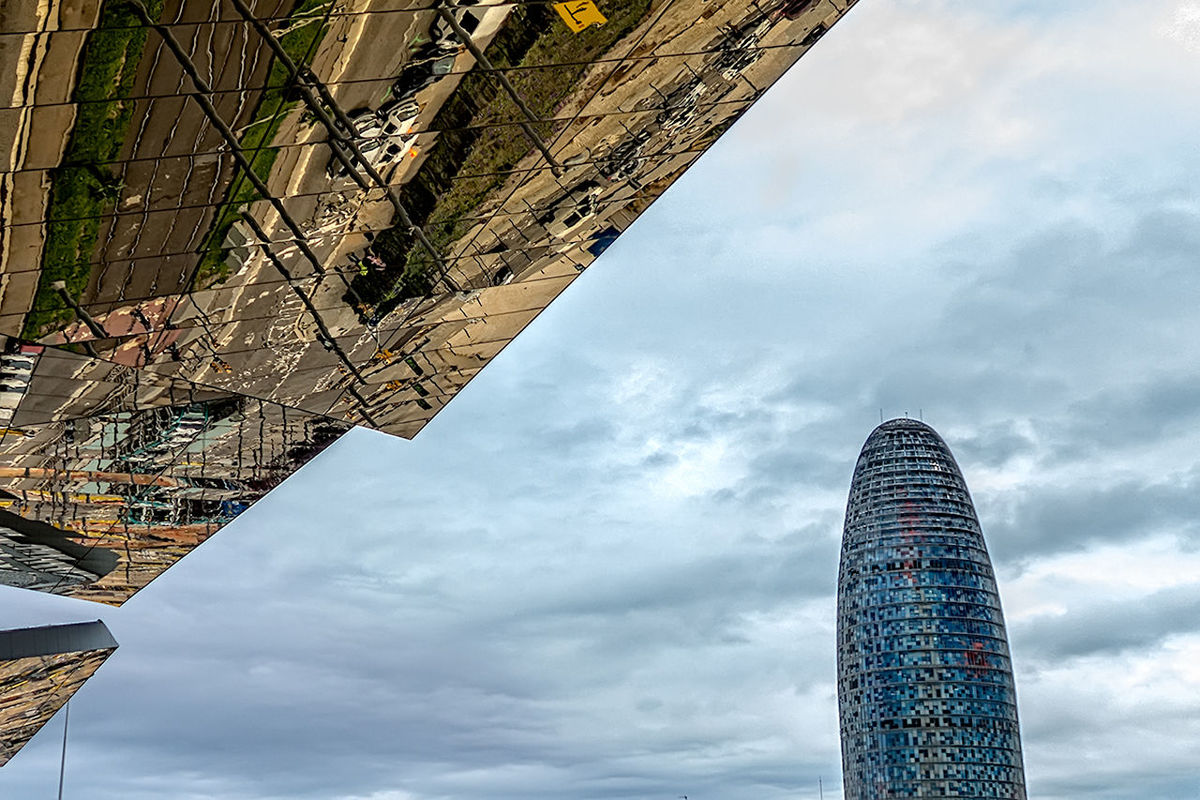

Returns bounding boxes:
[82,0,853,438]
[0,0,864,767]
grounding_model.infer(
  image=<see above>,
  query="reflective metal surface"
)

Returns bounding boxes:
[0,0,857,600]
[0,621,118,767]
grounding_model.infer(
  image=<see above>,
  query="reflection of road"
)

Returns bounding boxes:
[85,0,291,313]
[7,0,854,437]
[172,0,512,408]
[0,1,102,326]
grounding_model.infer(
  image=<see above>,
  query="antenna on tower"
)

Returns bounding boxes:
[819,777,824,800]
[919,408,923,421]
[879,408,883,424]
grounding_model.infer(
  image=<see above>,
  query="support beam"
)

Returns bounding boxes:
[239,211,366,385]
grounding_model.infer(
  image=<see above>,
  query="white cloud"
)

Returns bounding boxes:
[1164,1,1200,51]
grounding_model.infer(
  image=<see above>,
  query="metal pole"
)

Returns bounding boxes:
[57,701,69,800]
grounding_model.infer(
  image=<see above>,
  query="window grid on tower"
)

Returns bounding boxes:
[837,420,1026,800]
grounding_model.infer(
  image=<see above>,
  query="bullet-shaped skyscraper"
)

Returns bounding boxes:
[837,419,1026,799]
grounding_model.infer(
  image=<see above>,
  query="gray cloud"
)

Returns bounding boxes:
[1014,584,1200,662]
[985,471,1200,566]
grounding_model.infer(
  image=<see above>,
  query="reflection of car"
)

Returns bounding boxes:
[599,130,651,183]
[540,181,604,239]
[0,351,37,396]
[431,0,485,43]
[0,346,40,420]
[328,100,422,178]
[392,53,457,104]
[800,22,828,47]
[778,0,817,19]
[710,16,772,80]
[587,226,621,258]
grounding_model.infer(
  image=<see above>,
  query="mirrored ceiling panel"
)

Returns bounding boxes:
[0,620,118,767]
[0,0,860,604]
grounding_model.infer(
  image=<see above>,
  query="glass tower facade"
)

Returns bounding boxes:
[837,420,1026,799]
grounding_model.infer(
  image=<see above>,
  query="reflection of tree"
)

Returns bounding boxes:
[356,0,654,315]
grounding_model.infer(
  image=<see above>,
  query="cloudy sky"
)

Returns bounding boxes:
[4,0,1200,797]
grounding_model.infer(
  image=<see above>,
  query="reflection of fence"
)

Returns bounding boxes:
[0,467,181,487]
[121,406,215,467]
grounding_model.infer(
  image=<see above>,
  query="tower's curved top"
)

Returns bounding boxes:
[843,418,979,551]
[836,420,1026,800]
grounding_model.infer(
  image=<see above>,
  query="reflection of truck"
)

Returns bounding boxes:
[539,181,604,239]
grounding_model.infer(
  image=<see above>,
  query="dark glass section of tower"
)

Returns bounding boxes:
[837,420,1026,799]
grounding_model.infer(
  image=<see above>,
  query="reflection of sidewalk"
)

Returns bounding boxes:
[204,0,395,369]
[0,1,102,329]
